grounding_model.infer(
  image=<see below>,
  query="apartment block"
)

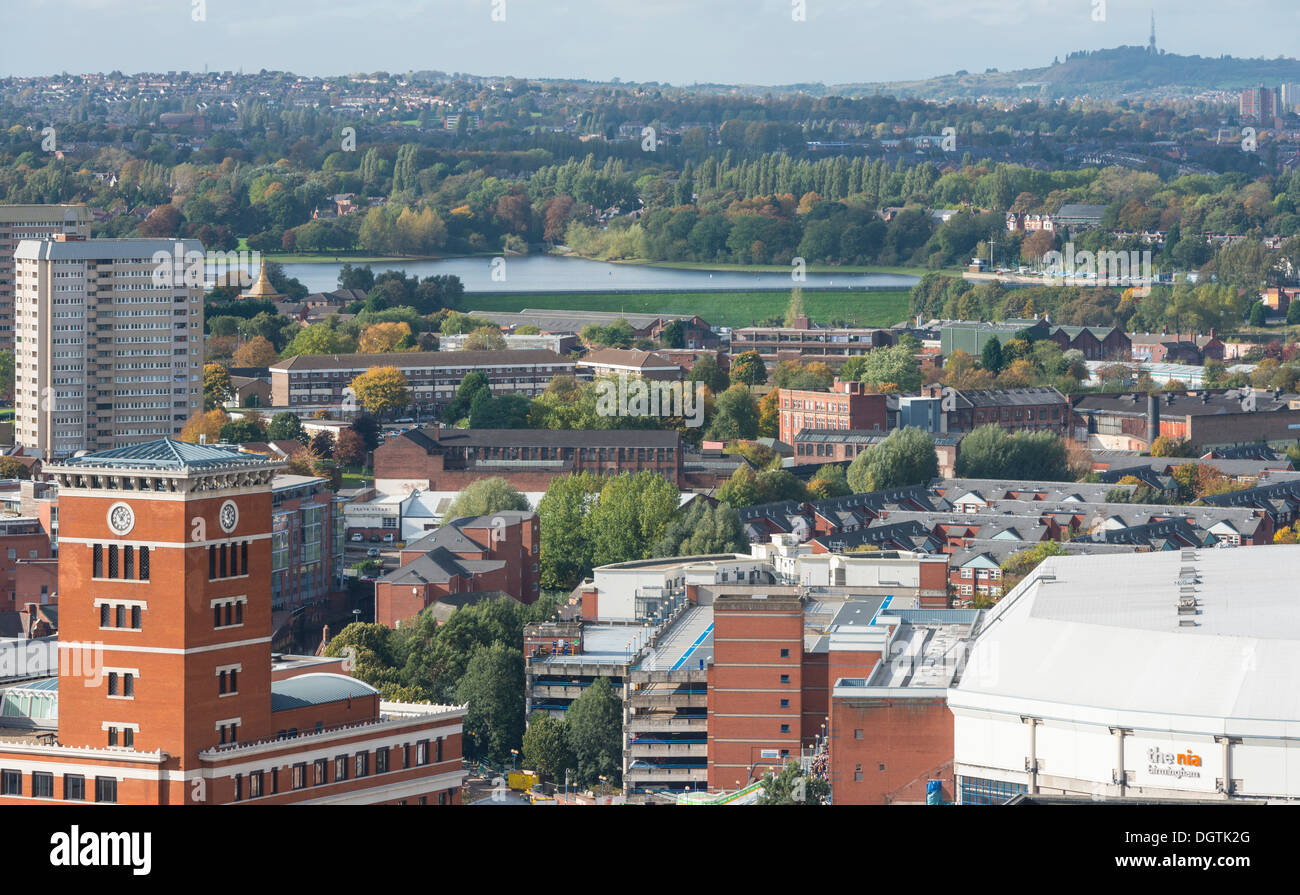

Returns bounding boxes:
[268,349,577,412]
[0,206,91,349]
[12,237,205,459]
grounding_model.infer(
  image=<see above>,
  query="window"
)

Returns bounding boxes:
[107,727,118,747]
[780,699,790,708]
[95,777,118,803]
[250,771,263,799]
[108,672,118,696]
[780,648,790,658]
[93,543,103,577]
[854,729,864,740]
[779,674,790,684]
[354,751,369,778]
[139,546,150,579]
[416,740,429,766]
[100,603,110,627]
[375,748,389,774]
[108,545,119,578]
[64,774,85,801]
[233,774,243,801]
[1,769,20,796]
[314,758,328,786]
[335,756,348,782]
[292,763,307,790]
[130,605,141,628]
[780,724,791,733]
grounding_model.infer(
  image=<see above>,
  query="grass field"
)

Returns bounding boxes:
[637,260,957,278]
[460,289,913,328]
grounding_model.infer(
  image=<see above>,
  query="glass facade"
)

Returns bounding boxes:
[958,776,1027,805]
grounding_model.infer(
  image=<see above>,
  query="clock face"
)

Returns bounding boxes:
[108,502,135,535]
[219,500,239,533]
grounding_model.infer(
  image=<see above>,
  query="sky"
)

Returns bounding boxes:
[6,0,1300,85]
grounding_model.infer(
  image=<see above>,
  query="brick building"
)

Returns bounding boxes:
[0,517,52,614]
[778,380,889,445]
[0,438,466,805]
[375,510,540,626]
[731,318,895,368]
[268,349,577,412]
[826,609,981,804]
[921,385,1070,435]
[1074,389,1300,451]
[374,426,682,493]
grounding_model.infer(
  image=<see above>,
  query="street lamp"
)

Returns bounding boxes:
[510,748,519,771]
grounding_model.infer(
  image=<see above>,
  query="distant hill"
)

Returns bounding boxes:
[833,46,1300,101]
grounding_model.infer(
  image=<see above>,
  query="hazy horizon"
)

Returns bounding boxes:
[6,0,1300,85]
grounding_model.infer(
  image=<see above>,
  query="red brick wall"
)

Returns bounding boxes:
[828,696,954,805]
[707,601,803,791]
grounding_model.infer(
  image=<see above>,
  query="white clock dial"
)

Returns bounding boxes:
[219,500,239,533]
[108,502,135,535]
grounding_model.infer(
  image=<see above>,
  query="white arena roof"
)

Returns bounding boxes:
[954,546,1300,726]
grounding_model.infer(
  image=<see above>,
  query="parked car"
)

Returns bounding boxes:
[383,533,395,543]
[366,548,380,557]
[350,533,363,543]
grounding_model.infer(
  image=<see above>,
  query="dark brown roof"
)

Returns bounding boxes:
[398,426,679,451]
[271,349,574,372]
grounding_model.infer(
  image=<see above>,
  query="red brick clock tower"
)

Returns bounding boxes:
[51,440,283,785]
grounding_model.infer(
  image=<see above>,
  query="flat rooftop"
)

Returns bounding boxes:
[636,605,713,671]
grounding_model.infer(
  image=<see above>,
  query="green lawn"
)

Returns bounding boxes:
[637,260,957,278]
[460,289,912,328]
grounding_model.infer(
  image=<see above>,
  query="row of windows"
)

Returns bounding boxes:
[214,600,244,629]
[93,544,150,580]
[1,770,115,802]
[209,542,249,580]
[238,738,444,801]
[100,603,142,629]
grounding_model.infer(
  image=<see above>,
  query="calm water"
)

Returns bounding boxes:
[234,255,918,294]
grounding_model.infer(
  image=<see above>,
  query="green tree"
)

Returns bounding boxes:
[219,418,266,443]
[729,350,768,386]
[808,463,852,499]
[468,391,531,428]
[203,363,233,411]
[266,411,304,442]
[757,760,829,805]
[1249,302,1267,327]
[522,713,575,781]
[538,472,603,588]
[687,353,731,394]
[565,677,622,787]
[445,477,530,518]
[586,472,680,568]
[954,425,1071,481]
[852,344,922,392]
[652,501,747,557]
[847,426,937,492]
[716,464,767,507]
[784,287,806,326]
[282,322,353,358]
[980,336,1004,374]
[705,385,760,441]
[455,641,525,763]
[444,371,489,423]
